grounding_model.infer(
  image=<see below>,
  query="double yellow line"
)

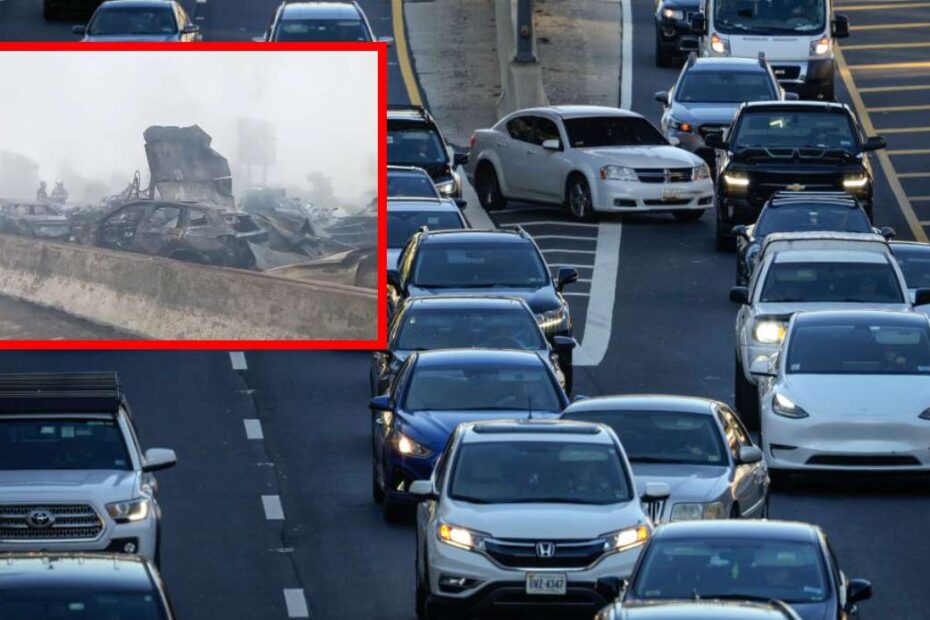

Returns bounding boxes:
[391,0,423,106]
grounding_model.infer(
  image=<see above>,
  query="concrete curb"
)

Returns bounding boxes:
[494,0,549,118]
[0,234,377,341]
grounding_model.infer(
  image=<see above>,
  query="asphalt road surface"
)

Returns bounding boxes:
[0,1,929,618]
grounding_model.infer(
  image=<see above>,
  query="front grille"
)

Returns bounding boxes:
[772,65,801,80]
[0,503,103,541]
[484,537,607,569]
[642,499,667,522]
[807,455,921,467]
[634,168,693,183]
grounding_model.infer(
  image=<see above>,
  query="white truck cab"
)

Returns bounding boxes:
[691,0,850,100]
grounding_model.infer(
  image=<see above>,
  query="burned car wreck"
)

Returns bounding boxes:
[0,200,71,241]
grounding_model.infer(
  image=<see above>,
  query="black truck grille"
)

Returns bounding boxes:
[635,168,693,183]
[748,172,844,205]
[0,503,103,541]
[484,537,607,569]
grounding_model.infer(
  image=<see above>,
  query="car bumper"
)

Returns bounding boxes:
[592,179,714,213]
[0,513,158,560]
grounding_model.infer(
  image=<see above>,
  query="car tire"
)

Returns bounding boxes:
[560,348,574,395]
[734,357,760,432]
[475,164,506,211]
[655,35,674,67]
[673,210,704,222]
[371,464,384,504]
[566,175,595,221]
[768,468,796,492]
[715,202,736,252]
[730,503,741,519]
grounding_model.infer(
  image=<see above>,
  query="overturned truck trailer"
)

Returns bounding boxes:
[143,125,234,208]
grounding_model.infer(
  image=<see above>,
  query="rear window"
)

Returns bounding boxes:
[760,261,903,303]
[412,242,549,288]
[403,365,562,412]
[0,419,131,470]
[395,307,546,351]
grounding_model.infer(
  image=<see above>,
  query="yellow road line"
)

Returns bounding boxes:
[888,148,930,154]
[859,83,930,93]
[836,47,928,241]
[391,0,423,107]
[840,1,930,9]
[850,21,930,30]
[868,103,930,112]
[876,126,930,133]
[849,60,930,70]
[843,41,930,50]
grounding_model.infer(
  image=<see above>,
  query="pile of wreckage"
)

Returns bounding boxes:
[0,125,377,288]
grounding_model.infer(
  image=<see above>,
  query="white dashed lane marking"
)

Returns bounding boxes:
[229,351,247,370]
[243,419,264,440]
[283,589,310,618]
[262,495,285,520]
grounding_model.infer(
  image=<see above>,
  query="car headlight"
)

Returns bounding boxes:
[604,525,651,553]
[710,33,730,55]
[600,165,638,182]
[723,172,749,188]
[435,178,457,197]
[106,498,150,523]
[536,304,570,333]
[810,36,830,56]
[670,501,726,521]
[843,174,869,190]
[438,522,486,551]
[662,8,684,19]
[393,431,432,457]
[669,118,693,133]
[692,163,710,181]
[772,393,809,419]
[753,320,786,344]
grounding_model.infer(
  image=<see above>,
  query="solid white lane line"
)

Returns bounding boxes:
[549,263,594,269]
[542,249,598,255]
[229,351,247,370]
[283,589,309,618]
[531,235,599,241]
[574,223,622,367]
[563,292,591,298]
[243,419,264,440]
[262,495,285,520]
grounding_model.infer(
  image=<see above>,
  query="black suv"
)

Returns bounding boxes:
[654,0,701,66]
[387,105,466,198]
[708,101,885,250]
[387,228,578,340]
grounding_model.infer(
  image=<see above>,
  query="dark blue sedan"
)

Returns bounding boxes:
[368,348,569,521]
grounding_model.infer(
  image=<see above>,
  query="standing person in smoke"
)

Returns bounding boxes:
[35,181,48,202]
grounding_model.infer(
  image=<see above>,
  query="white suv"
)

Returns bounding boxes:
[0,373,176,564]
[410,419,670,619]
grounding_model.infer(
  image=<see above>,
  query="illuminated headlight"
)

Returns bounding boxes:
[435,178,457,197]
[753,320,786,344]
[663,8,684,20]
[106,498,150,523]
[536,305,569,333]
[810,36,831,56]
[600,165,638,182]
[670,501,726,521]
[438,522,486,551]
[773,393,809,419]
[393,431,432,457]
[723,172,749,188]
[604,525,651,553]
[692,163,710,181]
[710,33,730,55]
[843,174,869,190]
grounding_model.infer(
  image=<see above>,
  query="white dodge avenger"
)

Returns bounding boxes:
[755,310,930,475]
[465,106,714,221]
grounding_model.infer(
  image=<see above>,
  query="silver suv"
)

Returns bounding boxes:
[0,373,176,563]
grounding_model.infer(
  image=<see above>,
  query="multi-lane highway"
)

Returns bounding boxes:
[1,0,929,618]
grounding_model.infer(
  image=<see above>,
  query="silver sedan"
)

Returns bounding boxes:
[561,395,769,522]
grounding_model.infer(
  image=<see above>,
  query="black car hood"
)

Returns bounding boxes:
[407,284,561,314]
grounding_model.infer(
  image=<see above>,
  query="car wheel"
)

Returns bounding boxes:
[734,357,760,432]
[559,348,574,395]
[768,469,796,492]
[371,464,384,504]
[715,202,736,252]
[655,34,673,67]
[566,176,595,221]
[382,495,406,523]
[730,503,741,519]
[673,210,704,222]
[475,164,506,211]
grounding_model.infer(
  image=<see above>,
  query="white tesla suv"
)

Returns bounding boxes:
[465,105,713,221]
[410,419,669,619]
[755,310,930,475]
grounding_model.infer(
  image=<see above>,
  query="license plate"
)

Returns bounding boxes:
[661,188,682,201]
[525,573,567,595]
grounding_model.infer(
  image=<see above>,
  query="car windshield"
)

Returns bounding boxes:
[449,441,632,505]
[563,116,667,148]
[892,246,930,289]
[732,111,857,151]
[403,365,562,411]
[412,242,549,288]
[388,211,464,248]
[387,172,440,199]
[633,538,829,604]
[0,590,168,620]
[88,7,177,35]
[754,204,872,237]
[275,18,369,41]
[563,410,727,465]
[676,71,777,104]
[787,322,930,375]
[0,419,131,470]
[388,126,447,167]
[760,261,903,303]
[714,0,826,34]
[395,307,546,351]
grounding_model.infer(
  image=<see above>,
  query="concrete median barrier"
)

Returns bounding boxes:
[0,233,377,341]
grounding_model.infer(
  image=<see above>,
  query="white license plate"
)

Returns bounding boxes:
[661,189,682,201]
[525,573,567,595]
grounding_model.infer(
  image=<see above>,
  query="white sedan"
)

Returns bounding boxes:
[465,105,714,221]
[755,309,930,476]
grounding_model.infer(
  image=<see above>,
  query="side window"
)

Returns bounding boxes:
[104,205,148,228]
[187,209,210,227]
[390,357,414,404]
[534,117,561,145]
[717,406,751,458]
[433,433,456,491]
[140,206,181,232]
[506,116,535,143]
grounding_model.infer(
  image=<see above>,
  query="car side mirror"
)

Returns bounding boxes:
[453,152,469,167]
[913,288,930,306]
[879,226,895,239]
[408,479,437,499]
[832,14,850,39]
[454,198,467,209]
[552,335,577,351]
[731,224,749,240]
[542,139,562,151]
[749,357,775,377]
[654,91,669,106]
[784,91,800,101]
[738,445,763,464]
[691,13,706,34]
[848,578,872,603]
[704,132,727,150]
[557,267,579,291]
[378,35,395,46]
[142,448,177,473]
[729,286,749,305]
[863,136,886,152]
[642,481,671,502]
[369,395,391,411]
[72,25,86,35]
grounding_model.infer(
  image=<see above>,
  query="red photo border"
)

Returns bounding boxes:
[0,42,387,350]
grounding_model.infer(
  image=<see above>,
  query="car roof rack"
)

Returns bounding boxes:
[0,372,123,414]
